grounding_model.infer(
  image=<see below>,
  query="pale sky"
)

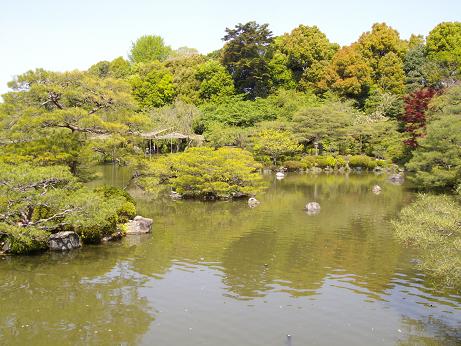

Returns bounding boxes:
[1,0,460,96]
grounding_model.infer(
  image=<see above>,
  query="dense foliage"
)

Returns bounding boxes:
[0,163,136,253]
[136,147,264,199]
[406,85,461,191]
[392,194,461,289]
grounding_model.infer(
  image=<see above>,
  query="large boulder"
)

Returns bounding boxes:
[126,216,153,235]
[48,231,81,251]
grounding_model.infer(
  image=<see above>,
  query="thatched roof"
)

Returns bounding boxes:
[156,132,189,140]
[140,129,204,142]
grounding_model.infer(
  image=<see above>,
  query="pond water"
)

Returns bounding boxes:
[1,167,460,345]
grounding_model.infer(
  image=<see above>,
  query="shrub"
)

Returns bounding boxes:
[1,225,50,254]
[392,194,461,288]
[347,155,377,169]
[93,185,137,224]
[137,147,265,199]
[300,156,317,168]
[316,155,337,168]
[335,156,347,167]
[283,160,305,171]
[253,129,302,165]
[118,201,137,223]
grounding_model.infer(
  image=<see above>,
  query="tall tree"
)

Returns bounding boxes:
[130,62,176,109]
[357,23,407,94]
[1,69,145,177]
[166,54,207,104]
[320,45,372,102]
[278,25,338,90]
[221,22,274,99]
[426,22,461,85]
[129,35,172,64]
[195,60,235,101]
[376,52,405,94]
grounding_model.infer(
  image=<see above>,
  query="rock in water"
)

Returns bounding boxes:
[1,240,11,254]
[48,231,81,251]
[102,230,124,242]
[389,173,404,185]
[170,191,183,200]
[126,216,153,235]
[248,197,260,208]
[305,202,321,215]
[372,185,382,194]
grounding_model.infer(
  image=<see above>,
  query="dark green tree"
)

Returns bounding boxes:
[221,22,274,99]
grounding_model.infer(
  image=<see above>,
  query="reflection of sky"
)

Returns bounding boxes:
[138,261,461,346]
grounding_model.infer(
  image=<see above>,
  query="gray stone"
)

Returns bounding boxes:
[311,167,323,174]
[248,197,260,208]
[48,231,81,251]
[304,202,321,215]
[170,191,183,200]
[389,173,404,185]
[102,230,124,242]
[372,185,382,194]
[126,216,153,235]
[1,240,10,254]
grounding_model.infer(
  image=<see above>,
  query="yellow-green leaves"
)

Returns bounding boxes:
[136,147,265,199]
[253,129,301,165]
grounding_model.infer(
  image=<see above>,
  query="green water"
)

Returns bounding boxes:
[1,167,460,345]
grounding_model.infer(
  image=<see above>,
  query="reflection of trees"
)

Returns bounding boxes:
[219,174,410,298]
[130,173,413,300]
[397,316,461,346]
[0,248,153,345]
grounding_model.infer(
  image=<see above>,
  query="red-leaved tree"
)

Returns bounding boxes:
[402,88,437,148]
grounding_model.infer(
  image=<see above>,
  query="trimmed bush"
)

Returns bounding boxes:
[137,147,265,199]
[283,160,306,171]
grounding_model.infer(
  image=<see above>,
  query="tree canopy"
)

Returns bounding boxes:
[129,35,172,63]
[222,22,274,99]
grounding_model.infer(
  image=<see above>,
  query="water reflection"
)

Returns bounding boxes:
[0,248,154,345]
[1,170,460,345]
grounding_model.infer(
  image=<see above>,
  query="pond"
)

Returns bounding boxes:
[1,167,460,345]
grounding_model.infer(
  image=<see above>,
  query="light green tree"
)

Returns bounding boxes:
[253,129,301,165]
[130,62,176,109]
[136,147,265,199]
[320,45,372,101]
[357,23,407,94]
[1,69,146,177]
[195,60,235,101]
[279,25,338,84]
[426,22,461,83]
[165,54,207,104]
[129,35,172,63]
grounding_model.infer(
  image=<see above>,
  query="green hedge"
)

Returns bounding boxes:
[283,155,387,171]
